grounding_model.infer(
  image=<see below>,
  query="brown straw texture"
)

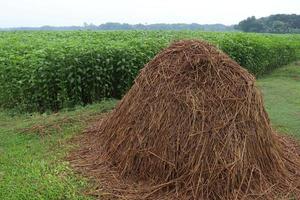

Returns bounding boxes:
[68,40,300,200]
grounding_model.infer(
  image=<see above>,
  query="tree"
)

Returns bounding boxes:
[236,16,265,32]
[235,14,300,33]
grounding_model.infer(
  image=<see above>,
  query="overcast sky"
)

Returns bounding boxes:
[0,0,299,28]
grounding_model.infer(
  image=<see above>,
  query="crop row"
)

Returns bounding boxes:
[0,31,299,112]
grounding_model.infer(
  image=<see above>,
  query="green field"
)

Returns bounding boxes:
[0,62,299,200]
[1,31,300,112]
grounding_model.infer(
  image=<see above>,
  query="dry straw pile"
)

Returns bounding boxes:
[69,40,300,199]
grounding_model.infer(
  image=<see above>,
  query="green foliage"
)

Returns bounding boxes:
[235,14,300,33]
[0,31,300,112]
[235,16,265,33]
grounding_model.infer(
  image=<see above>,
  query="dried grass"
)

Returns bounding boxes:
[68,40,300,200]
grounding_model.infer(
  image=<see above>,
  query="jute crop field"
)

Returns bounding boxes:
[0,31,300,200]
[0,31,300,112]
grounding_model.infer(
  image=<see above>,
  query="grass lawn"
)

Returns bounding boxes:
[0,100,116,200]
[0,62,299,199]
[258,61,300,138]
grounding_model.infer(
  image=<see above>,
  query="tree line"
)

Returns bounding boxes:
[1,14,299,33]
[235,14,300,33]
[0,23,234,32]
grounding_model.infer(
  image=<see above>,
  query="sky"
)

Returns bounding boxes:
[0,0,299,28]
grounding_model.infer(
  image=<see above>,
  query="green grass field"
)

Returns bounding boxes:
[0,62,299,199]
[0,101,116,200]
[258,61,300,138]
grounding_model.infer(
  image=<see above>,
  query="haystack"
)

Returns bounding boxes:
[70,40,300,200]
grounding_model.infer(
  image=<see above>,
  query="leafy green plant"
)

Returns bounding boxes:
[0,31,299,112]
